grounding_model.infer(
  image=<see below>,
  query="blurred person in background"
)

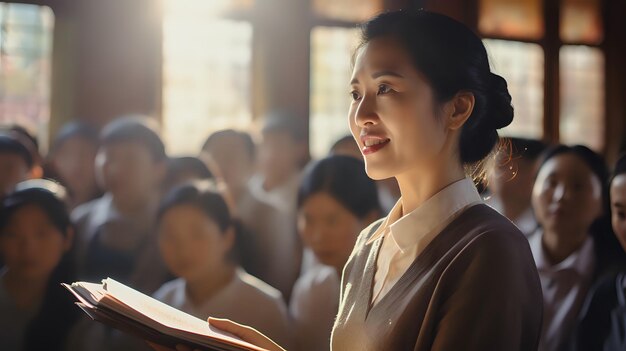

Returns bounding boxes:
[71,116,169,294]
[487,137,547,237]
[202,129,300,299]
[46,121,102,209]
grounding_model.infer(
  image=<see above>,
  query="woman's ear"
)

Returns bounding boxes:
[445,91,475,130]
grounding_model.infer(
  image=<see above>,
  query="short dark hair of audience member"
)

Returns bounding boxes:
[258,110,309,190]
[0,179,80,351]
[329,135,362,160]
[488,138,546,226]
[201,129,256,197]
[47,121,101,208]
[533,145,621,271]
[157,181,238,290]
[97,116,167,214]
[0,128,42,195]
[297,156,381,274]
[163,156,215,193]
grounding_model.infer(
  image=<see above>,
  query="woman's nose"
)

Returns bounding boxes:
[552,184,567,202]
[354,95,379,128]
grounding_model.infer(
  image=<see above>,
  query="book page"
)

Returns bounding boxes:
[100,278,265,350]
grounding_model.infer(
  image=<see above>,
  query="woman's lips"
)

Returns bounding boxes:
[361,136,390,155]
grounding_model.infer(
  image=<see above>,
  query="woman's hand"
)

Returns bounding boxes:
[147,317,285,351]
[208,317,286,351]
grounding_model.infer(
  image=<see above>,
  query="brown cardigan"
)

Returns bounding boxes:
[331,204,542,351]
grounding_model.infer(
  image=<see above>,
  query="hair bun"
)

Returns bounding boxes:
[486,73,514,130]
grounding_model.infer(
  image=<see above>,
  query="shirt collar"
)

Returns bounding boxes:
[529,230,596,277]
[366,177,483,251]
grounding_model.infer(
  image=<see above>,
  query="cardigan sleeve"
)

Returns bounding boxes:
[428,229,543,351]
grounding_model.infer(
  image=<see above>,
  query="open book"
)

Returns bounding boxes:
[63,278,268,351]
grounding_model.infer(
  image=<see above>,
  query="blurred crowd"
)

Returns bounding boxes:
[0,113,625,351]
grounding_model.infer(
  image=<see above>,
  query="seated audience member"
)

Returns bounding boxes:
[329,135,362,160]
[573,153,626,351]
[163,156,215,193]
[201,130,298,298]
[0,127,42,196]
[46,122,102,209]
[487,137,547,236]
[531,145,618,351]
[0,180,80,351]
[249,110,308,215]
[153,181,292,348]
[290,156,380,351]
[71,116,169,294]
[329,135,398,214]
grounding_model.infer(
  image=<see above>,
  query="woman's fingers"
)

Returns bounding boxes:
[208,317,285,351]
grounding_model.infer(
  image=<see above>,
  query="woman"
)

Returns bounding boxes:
[529,145,618,351]
[0,179,80,351]
[153,9,542,351]
[290,155,380,351]
[572,153,626,350]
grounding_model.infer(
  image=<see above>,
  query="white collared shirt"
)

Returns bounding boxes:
[529,231,596,351]
[368,177,483,305]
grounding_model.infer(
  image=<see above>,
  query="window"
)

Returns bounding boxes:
[309,26,359,158]
[560,45,604,150]
[0,3,54,148]
[478,0,605,151]
[308,0,382,159]
[162,0,253,155]
[484,39,544,139]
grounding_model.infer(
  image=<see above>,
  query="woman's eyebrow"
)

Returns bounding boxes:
[351,70,405,85]
[372,71,405,79]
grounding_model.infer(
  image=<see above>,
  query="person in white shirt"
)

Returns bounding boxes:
[487,137,546,237]
[530,144,613,351]
[153,181,293,349]
[201,130,299,300]
[290,156,380,351]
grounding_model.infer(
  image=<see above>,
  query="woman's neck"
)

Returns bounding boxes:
[2,270,48,310]
[395,159,466,215]
[541,229,588,265]
[185,264,236,306]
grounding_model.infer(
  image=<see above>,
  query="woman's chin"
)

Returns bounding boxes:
[364,162,395,181]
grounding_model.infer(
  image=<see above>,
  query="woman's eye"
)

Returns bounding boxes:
[350,90,361,101]
[377,84,392,95]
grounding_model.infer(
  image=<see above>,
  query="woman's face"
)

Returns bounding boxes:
[610,174,626,252]
[349,37,446,180]
[158,205,233,283]
[298,193,369,270]
[0,204,72,280]
[532,153,603,239]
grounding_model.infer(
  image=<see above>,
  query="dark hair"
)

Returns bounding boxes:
[330,135,359,154]
[165,156,214,182]
[202,129,256,160]
[613,153,626,182]
[0,129,40,168]
[157,181,251,265]
[358,10,513,165]
[261,109,307,141]
[501,137,547,161]
[51,121,99,153]
[100,115,166,161]
[298,155,381,219]
[0,179,80,351]
[158,181,231,231]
